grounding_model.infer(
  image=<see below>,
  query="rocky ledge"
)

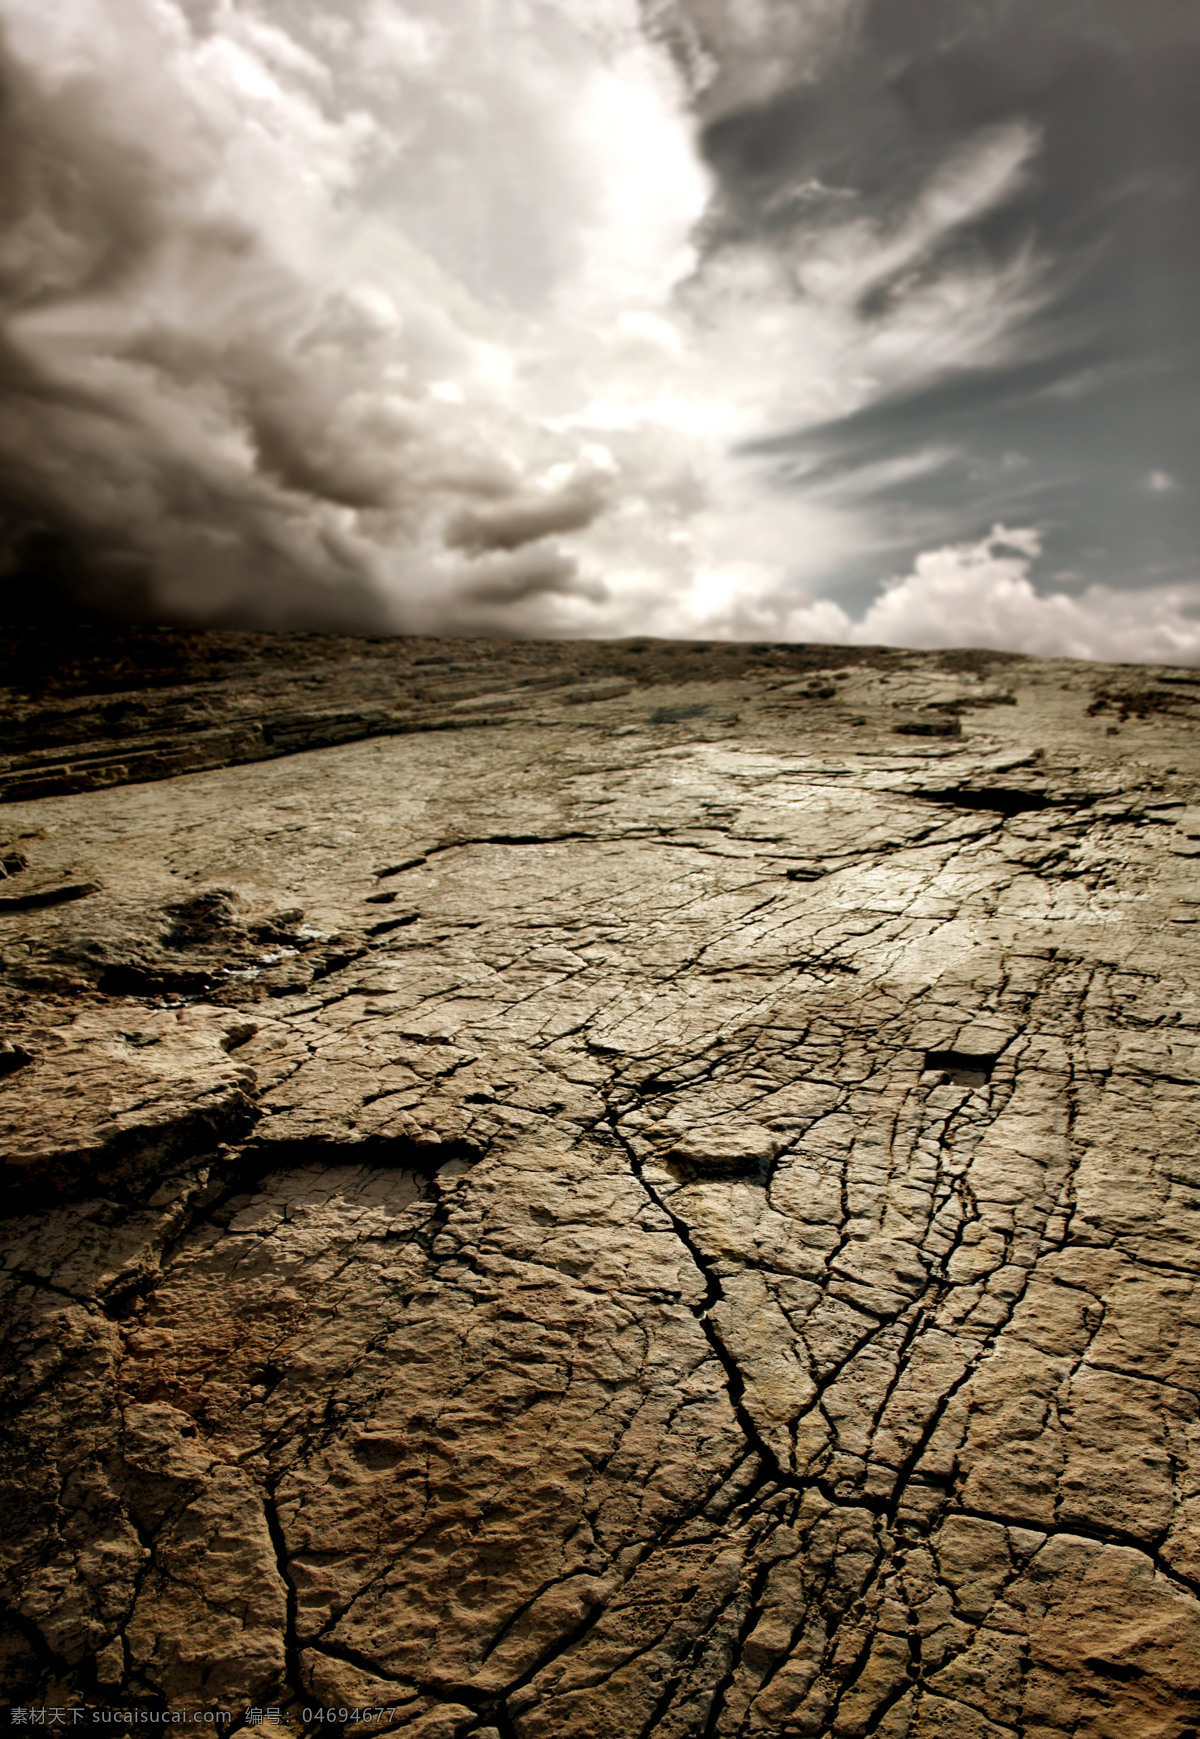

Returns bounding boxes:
[2,629,1200,1738]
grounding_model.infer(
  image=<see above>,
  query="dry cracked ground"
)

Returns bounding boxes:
[3,630,1200,1739]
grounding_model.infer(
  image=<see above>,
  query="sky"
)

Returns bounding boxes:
[0,0,1198,660]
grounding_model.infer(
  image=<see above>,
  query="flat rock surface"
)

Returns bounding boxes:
[3,630,1200,1737]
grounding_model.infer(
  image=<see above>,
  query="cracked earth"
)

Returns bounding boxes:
[3,631,1200,1737]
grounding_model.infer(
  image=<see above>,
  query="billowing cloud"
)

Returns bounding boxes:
[840,528,1200,664]
[643,0,869,121]
[0,0,708,628]
[445,471,613,556]
[0,0,1196,658]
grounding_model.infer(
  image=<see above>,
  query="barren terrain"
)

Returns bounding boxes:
[3,630,1200,1738]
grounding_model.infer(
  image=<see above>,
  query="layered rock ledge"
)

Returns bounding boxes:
[2,629,1200,1737]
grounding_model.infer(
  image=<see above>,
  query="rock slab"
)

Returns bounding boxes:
[2,630,1200,1737]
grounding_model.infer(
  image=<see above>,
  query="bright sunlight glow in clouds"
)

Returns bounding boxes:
[0,0,1198,659]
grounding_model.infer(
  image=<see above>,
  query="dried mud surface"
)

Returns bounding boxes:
[3,631,1200,1738]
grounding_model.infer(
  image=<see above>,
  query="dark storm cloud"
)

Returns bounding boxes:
[445,474,612,557]
[0,21,375,626]
[691,0,1200,597]
[456,545,602,607]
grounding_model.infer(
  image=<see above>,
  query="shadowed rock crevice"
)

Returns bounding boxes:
[910,786,1053,815]
[923,1050,999,1087]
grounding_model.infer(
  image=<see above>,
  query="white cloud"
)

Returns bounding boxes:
[10,0,1167,664]
[644,0,868,120]
[0,0,721,624]
[791,122,1040,319]
[831,526,1200,663]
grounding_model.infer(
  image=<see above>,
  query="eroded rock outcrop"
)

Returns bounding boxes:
[2,631,1200,1737]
